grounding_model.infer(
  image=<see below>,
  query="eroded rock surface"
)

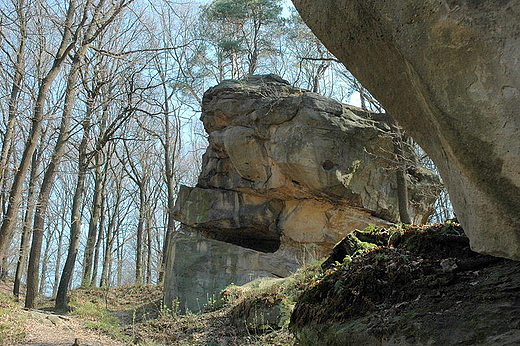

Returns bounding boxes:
[174,75,439,253]
[163,226,300,312]
[292,0,520,259]
[165,75,439,310]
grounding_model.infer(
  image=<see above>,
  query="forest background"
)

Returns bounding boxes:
[0,0,452,311]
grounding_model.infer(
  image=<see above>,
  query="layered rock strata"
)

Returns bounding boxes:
[174,75,439,254]
[164,75,440,310]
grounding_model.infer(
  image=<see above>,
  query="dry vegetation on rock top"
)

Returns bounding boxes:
[290,223,520,345]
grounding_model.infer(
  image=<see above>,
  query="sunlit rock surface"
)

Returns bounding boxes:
[164,75,440,310]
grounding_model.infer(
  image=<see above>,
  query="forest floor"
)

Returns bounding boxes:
[0,273,301,345]
[2,222,519,345]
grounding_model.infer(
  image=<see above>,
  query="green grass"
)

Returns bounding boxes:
[69,298,129,341]
[0,291,26,345]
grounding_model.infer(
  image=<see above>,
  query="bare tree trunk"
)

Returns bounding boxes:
[26,0,134,308]
[25,65,80,307]
[116,234,123,287]
[81,124,103,286]
[55,116,90,310]
[100,169,121,287]
[120,140,148,286]
[247,18,261,76]
[13,149,39,299]
[90,186,106,286]
[0,0,78,263]
[135,190,145,285]
[392,122,412,224]
[52,222,65,298]
[157,63,180,283]
[0,0,27,217]
[39,230,54,294]
[99,216,115,287]
[146,220,152,284]
[25,41,87,309]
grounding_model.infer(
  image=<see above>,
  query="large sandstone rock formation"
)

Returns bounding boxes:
[174,75,439,254]
[292,0,520,260]
[165,75,439,310]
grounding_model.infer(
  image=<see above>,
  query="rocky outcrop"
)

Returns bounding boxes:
[292,0,520,260]
[290,223,520,346]
[174,75,439,254]
[165,75,440,310]
[163,227,301,312]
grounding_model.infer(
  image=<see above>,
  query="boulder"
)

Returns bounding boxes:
[292,0,520,260]
[165,75,440,309]
[174,75,440,254]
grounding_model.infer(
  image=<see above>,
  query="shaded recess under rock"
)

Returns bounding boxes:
[164,75,440,311]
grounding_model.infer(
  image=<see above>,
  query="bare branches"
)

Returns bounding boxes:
[89,44,190,59]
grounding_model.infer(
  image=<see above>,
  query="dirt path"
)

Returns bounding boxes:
[14,308,125,346]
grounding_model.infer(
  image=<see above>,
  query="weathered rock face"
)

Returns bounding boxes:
[163,227,300,312]
[165,75,439,310]
[292,0,520,260]
[174,75,439,254]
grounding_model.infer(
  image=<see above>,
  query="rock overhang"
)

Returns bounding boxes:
[173,74,440,254]
[292,0,520,260]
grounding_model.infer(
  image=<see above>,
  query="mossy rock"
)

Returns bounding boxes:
[290,223,517,346]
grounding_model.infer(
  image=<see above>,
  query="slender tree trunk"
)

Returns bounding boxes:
[100,177,121,287]
[359,86,367,110]
[52,224,65,298]
[99,222,114,288]
[39,230,54,294]
[247,19,261,76]
[25,46,87,309]
[135,189,145,285]
[0,144,14,217]
[81,122,103,286]
[0,0,78,263]
[117,234,123,287]
[146,220,152,284]
[0,0,27,217]
[13,150,39,299]
[158,123,179,283]
[92,161,109,286]
[156,64,180,283]
[392,122,412,224]
[99,243,112,287]
[55,115,91,310]
[25,0,130,306]
[90,191,105,286]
